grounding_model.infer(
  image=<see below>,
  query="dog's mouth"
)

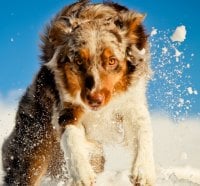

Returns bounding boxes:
[87,102,104,111]
[88,104,101,111]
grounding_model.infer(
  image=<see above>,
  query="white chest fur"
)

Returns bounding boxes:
[82,78,148,146]
[82,106,127,144]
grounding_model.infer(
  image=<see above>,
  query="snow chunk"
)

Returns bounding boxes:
[174,47,182,62]
[187,87,198,95]
[150,27,157,36]
[187,87,193,94]
[171,25,186,42]
[178,98,184,107]
[162,47,168,54]
[194,90,198,95]
[174,48,182,57]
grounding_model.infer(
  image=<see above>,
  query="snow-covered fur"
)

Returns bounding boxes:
[2,0,155,185]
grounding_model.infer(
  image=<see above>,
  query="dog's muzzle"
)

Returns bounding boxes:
[86,91,105,110]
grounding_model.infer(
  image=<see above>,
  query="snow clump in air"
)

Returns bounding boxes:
[171,25,187,42]
[150,27,158,36]
[149,25,197,121]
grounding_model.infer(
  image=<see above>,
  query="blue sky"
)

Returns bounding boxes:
[0,0,199,119]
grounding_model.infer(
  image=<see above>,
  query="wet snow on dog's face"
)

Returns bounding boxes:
[56,22,128,110]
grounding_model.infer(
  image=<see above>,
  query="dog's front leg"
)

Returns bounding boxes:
[62,125,96,186]
[59,104,96,186]
[130,109,156,186]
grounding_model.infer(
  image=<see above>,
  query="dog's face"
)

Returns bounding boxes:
[44,2,150,110]
[57,24,127,110]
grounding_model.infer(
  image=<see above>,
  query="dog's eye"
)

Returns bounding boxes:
[108,57,118,66]
[74,59,86,73]
[76,59,83,66]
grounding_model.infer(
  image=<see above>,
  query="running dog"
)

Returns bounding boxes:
[2,0,155,185]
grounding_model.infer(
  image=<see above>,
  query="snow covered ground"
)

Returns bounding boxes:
[95,115,200,186]
[0,101,200,185]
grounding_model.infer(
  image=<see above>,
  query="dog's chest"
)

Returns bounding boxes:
[82,108,127,144]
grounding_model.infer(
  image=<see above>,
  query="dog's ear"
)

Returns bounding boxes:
[40,0,89,63]
[48,17,73,46]
[40,18,73,63]
[126,13,147,50]
[115,13,150,76]
[48,0,90,46]
[115,12,147,50]
[126,13,146,31]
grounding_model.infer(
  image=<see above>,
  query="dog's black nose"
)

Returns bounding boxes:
[85,75,95,90]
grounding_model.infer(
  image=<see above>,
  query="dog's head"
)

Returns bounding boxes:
[43,1,150,110]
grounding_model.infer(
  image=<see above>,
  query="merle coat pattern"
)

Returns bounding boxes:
[2,1,155,185]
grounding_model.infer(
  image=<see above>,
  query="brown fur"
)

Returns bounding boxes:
[2,1,151,185]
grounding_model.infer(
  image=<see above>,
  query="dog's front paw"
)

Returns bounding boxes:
[130,163,155,186]
[71,165,96,186]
